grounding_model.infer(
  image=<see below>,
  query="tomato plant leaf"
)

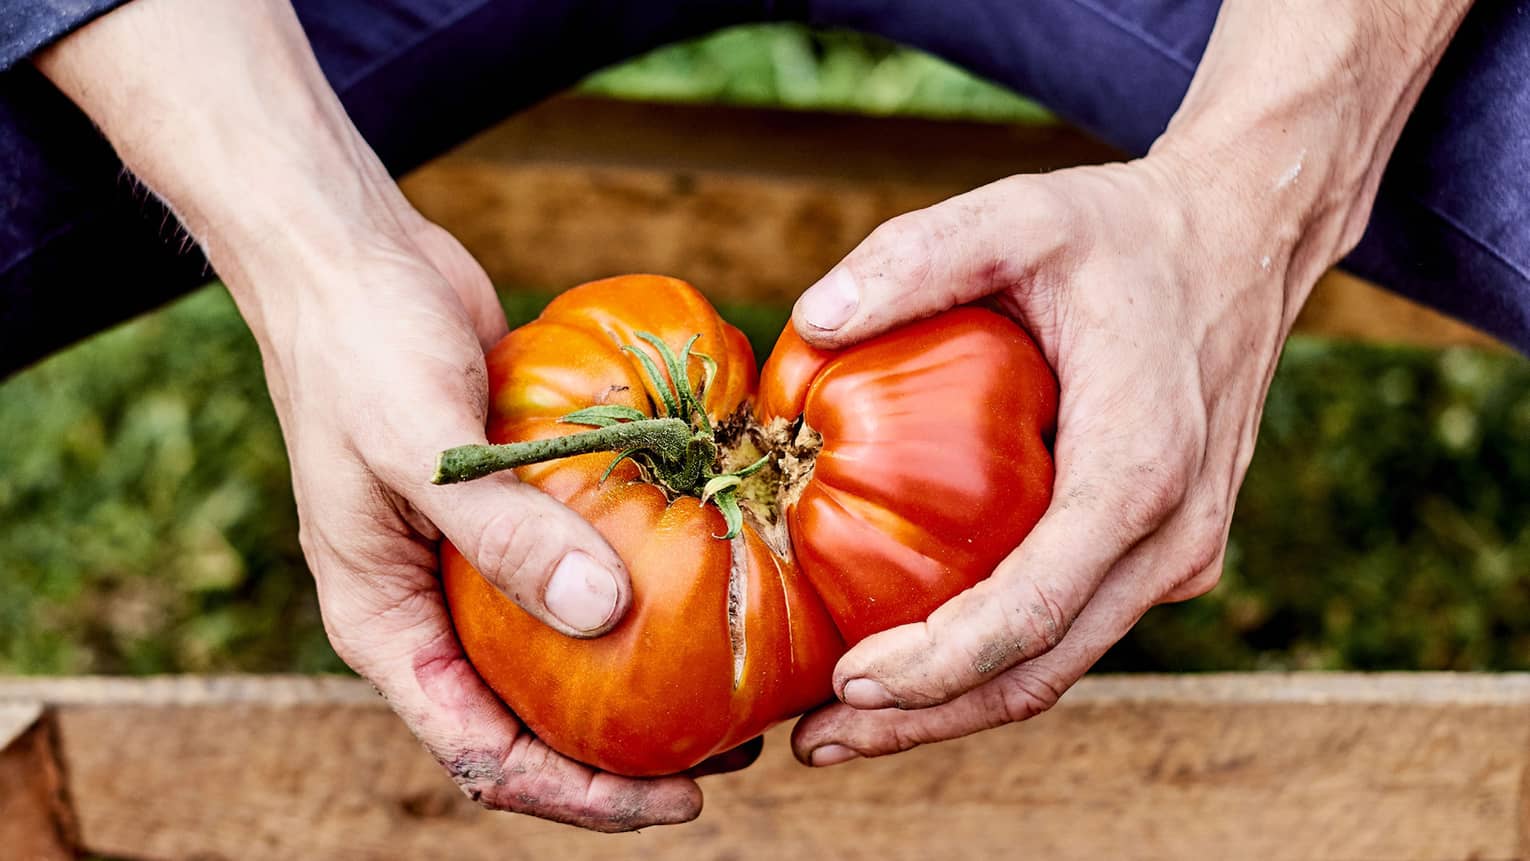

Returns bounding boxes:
[711,487,745,540]
[695,350,719,405]
[635,331,703,423]
[621,343,682,418]
[599,449,643,484]
[700,473,743,506]
[561,404,651,427]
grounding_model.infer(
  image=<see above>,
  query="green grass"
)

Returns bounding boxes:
[579,24,1054,124]
[3,284,1526,675]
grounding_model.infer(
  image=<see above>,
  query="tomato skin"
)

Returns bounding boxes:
[758,309,1057,645]
[444,276,841,777]
[443,276,1056,776]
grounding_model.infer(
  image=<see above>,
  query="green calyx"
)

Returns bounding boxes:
[431,330,766,539]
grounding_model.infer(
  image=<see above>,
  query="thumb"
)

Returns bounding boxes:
[396,418,632,639]
[421,470,631,638]
[792,178,1059,349]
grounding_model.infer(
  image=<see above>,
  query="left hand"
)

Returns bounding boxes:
[786,154,1284,767]
[787,0,1473,767]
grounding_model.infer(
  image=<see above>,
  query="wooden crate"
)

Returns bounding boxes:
[3,674,1529,860]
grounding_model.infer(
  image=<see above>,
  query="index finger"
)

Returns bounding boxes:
[313,556,702,831]
[827,397,1196,711]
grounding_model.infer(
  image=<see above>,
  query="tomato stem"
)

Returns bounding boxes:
[433,329,782,541]
[432,418,693,485]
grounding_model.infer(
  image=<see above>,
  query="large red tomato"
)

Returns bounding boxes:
[439,275,1056,776]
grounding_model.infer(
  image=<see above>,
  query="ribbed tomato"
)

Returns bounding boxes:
[438,275,1056,776]
[756,310,1057,646]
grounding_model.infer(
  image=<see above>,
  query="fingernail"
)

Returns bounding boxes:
[799,269,859,331]
[809,744,860,767]
[841,678,895,709]
[545,551,620,634]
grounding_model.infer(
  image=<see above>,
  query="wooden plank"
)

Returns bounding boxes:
[0,706,74,861]
[431,95,1122,189]
[1298,270,1506,351]
[1,701,43,748]
[2,674,1527,860]
[401,96,1502,350]
[397,94,1093,311]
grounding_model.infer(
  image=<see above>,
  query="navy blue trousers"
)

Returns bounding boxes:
[2,1,1527,373]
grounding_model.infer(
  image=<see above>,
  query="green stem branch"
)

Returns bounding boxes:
[432,418,693,485]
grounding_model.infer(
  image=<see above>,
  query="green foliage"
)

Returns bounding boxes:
[1,285,1527,676]
[0,287,323,674]
[580,24,1054,124]
[1106,340,1530,672]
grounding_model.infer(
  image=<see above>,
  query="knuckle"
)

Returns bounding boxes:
[1017,580,1073,651]
[1170,563,1224,602]
[1001,175,1087,268]
[906,673,962,707]
[996,668,1068,723]
[1022,584,1071,651]
[971,581,1073,676]
[868,212,930,253]
[1164,545,1227,603]
[435,748,511,810]
[473,509,536,590]
[586,785,662,832]
[1161,497,1232,602]
[314,560,442,641]
[1008,178,1070,233]
[1183,524,1227,579]
[883,718,931,755]
[1117,459,1192,537]
[471,741,648,832]
[862,214,936,285]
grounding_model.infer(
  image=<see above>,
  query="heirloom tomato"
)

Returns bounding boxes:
[438,275,1056,776]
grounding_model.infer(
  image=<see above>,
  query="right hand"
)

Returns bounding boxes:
[35,0,754,829]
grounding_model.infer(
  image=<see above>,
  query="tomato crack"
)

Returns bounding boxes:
[726,532,749,690]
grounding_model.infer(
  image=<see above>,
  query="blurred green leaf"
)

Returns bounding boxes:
[580,24,1054,124]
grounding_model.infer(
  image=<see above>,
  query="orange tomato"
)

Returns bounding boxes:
[441,275,1056,776]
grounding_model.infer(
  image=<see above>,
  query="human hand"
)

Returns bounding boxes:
[35,0,754,829]
[787,0,1473,766]
[255,211,772,826]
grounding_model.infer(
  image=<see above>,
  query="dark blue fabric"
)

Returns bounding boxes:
[0,1,129,71]
[804,0,1530,354]
[2,0,1527,373]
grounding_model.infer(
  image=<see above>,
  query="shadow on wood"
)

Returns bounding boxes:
[0,704,72,861]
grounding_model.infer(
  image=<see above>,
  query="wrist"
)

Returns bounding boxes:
[35,0,422,332]
[143,110,425,358]
[1145,117,1350,307]
[1144,0,1472,310]
[180,145,415,303]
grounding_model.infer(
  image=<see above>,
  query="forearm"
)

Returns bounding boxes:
[1150,0,1473,323]
[33,0,410,338]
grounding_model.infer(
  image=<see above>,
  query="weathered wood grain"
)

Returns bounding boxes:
[400,96,1504,350]
[2,674,1527,860]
